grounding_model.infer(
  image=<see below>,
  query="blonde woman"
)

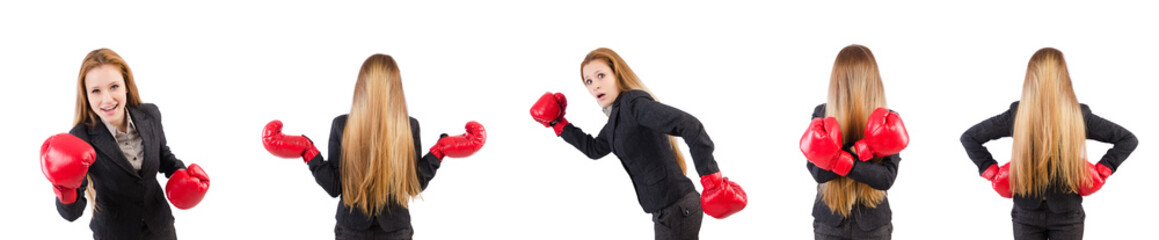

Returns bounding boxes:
[261,54,486,239]
[40,48,210,239]
[798,45,909,240]
[529,48,747,239]
[961,48,1137,239]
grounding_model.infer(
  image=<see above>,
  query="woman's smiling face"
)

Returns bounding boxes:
[85,64,128,129]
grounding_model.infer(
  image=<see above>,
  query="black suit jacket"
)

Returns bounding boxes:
[961,101,1137,212]
[307,115,441,232]
[806,104,901,231]
[559,90,721,213]
[59,103,186,239]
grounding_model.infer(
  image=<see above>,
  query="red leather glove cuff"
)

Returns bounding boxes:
[430,146,445,161]
[1095,163,1113,179]
[552,117,569,136]
[303,147,320,163]
[981,164,999,180]
[700,171,723,189]
[853,141,874,161]
[833,153,854,176]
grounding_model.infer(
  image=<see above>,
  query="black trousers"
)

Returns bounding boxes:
[1012,205,1084,240]
[92,224,176,240]
[813,218,892,240]
[334,222,414,240]
[651,191,703,240]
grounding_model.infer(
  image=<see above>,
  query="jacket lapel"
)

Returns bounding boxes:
[87,121,141,178]
[129,106,158,175]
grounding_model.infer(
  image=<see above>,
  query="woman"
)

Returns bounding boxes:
[528,48,747,240]
[798,44,908,240]
[961,48,1137,239]
[261,54,486,240]
[40,48,210,239]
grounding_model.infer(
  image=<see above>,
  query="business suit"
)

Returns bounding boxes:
[806,104,900,239]
[961,101,1137,239]
[58,103,186,240]
[558,90,720,239]
[308,114,440,239]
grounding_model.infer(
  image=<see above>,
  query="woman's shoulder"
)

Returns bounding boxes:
[67,123,91,140]
[135,103,160,114]
[331,114,350,130]
[812,103,826,118]
[620,89,653,101]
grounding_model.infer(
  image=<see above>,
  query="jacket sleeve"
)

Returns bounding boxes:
[846,153,901,190]
[807,160,842,183]
[413,118,442,190]
[559,123,613,160]
[960,103,1017,176]
[307,116,345,198]
[149,104,187,177]
[54,176,88,222]
[622,91,721,177]
[1082,106,1138,172]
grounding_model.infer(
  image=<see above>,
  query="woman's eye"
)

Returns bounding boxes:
[585,79,592,85]
[111,84,119,89]
[91,89,100,94]
[597,73,604,79]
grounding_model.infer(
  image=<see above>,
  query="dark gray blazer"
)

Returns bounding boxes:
[559,90,721,213]
[961,101,1137,212]
[308,115,441,232]
[60,103,187,239]
[807,104,901,231]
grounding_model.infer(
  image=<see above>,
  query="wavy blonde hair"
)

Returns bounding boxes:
[1010,48,1090,197]
[581,48,687,174]
[74,48,144,213]
[822,45,887,217]
[340,54,421,214]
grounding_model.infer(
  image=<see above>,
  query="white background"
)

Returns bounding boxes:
[1,1,1155,239]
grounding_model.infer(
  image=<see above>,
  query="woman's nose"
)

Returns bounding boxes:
[101,92,114,103]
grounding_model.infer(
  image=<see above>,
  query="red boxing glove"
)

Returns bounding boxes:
[700,172,747,219]
[429,121,487,161]
[166,164,210,210]
[800,117,855,176]
[853,108,909,161]
[262,120,320,163]
[529,92,569,136]
[981,163,1012,198]
[1077,162,1112,196]
[40,133,96,204]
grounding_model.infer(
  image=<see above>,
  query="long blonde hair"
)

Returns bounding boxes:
[1010,48,1090,197]
[340,54,421,214]
[822,45,888,217]
[74,48,144,212]
[581,48,687,174]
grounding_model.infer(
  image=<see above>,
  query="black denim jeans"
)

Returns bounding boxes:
[813,217,892,240]
[652,191,703,240]
[1012,205,1085,240]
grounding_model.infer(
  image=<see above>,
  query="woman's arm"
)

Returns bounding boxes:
[845,153,901,190]
[559,123,613,160]
[1083,107,1138,172]
[411,118,441,190]
[306,116,346,198]
[960,103,1017,175]
[807,159,842,183]
[148,104,187,177]
[623,91,720,176]
[54,177,87,221]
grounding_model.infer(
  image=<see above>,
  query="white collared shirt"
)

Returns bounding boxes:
[103,111,144,171]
